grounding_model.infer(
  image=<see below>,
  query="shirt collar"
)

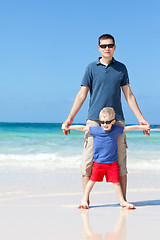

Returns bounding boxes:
[96,57,115,65]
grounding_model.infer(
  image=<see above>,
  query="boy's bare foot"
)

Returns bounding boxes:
[120,201,135,209]
[77,203,88,209]
[77,198,89,209]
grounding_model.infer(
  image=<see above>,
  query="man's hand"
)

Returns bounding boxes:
[62,118,73,135]
[139,119,151,136]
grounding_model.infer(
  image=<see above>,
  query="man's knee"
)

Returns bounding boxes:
[81,161,93,177]
[117,126,128,176]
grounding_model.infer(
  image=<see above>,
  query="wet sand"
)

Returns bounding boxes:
[0,169,160,240]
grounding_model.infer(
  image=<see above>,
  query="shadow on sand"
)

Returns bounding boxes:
[90,199,160,209]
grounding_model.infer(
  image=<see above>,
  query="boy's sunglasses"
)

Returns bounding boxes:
[99,44,115,49]
[100,119,115,125]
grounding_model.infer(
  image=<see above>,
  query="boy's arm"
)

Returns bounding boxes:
[124,125,150,132]
[62,124,89,132]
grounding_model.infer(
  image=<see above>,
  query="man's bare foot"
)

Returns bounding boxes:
[120,201,135,209]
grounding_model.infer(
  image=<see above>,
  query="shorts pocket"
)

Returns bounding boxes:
[83,132,89,149]
[84,139,88,149]
[124,135,128,148]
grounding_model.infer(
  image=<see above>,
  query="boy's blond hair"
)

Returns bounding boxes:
[99,107,115,120]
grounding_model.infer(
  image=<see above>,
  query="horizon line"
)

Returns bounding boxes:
[0,121,159,126]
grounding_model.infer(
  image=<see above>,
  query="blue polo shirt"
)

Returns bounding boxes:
[89,125,124,164]
[81,58,129,121]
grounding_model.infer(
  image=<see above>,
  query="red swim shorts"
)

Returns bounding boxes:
[90,161,120,183]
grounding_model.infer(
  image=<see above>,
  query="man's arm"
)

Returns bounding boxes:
[63,86,90,135]
[122,85,150,135]
[124,125,150,132]
[62,124,89,132]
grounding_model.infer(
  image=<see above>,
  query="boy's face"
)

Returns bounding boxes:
[100,115,115,131]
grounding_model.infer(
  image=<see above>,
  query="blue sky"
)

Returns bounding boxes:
[0,0,159,124]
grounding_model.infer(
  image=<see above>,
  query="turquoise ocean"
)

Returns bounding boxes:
[0,123,160,171]
[0,123,159,196]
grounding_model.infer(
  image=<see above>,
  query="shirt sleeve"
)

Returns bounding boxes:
[121,65,130,86]
[81,64,92,89]
[115,126,124,135]
[89,126,98,136]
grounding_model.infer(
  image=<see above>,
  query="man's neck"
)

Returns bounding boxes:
[100,57,113,66]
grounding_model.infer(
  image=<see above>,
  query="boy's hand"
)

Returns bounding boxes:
[141,125,151,131]
[61,124,70,131]
[61,124,65,130]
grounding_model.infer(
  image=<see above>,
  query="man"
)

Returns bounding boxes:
[63,34,150,200]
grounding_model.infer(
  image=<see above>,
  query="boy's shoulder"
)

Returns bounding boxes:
[89,126,102,135]
[112,125,124,129]
[89,126,101,131]
[112,125,124,134]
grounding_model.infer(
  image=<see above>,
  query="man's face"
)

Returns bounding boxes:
[98,38,116,60]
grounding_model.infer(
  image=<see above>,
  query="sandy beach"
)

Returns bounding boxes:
[0,123,159,239]
[0,168,159,240]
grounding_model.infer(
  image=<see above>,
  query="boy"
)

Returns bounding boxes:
[62,107,150,209]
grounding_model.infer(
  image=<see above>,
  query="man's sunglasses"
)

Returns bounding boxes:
[99,44,115,49]
[100,119,115,125]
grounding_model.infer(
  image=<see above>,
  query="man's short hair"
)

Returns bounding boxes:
[99,107,115,120]
[98,34,115,45]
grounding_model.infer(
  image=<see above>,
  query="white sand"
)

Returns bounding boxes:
[0,169,160,240]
